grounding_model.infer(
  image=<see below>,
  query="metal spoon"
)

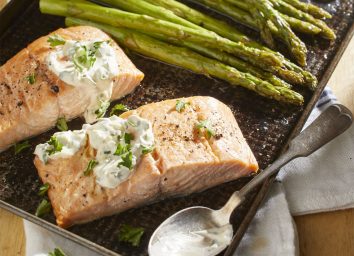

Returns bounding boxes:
[148,104,353,256]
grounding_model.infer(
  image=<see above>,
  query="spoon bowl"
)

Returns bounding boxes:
[149,206,234,256]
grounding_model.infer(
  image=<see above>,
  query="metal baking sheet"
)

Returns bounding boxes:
[0,0,353,255]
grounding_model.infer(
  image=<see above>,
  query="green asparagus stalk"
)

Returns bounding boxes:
[183,43,293,89]
[196,0,321,36]
[249,4,275,48]
[65,17,304,105]
[143,0,256,45]
[247,0,308,66]
[283,61,317,90]
[96,0,202,31]
[149,32,292,89]
[227,0,322,35]
[40,0,285,71]
[269,0,336,40]
[282,0,332,19]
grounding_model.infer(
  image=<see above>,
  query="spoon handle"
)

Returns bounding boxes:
[219,104,352,220]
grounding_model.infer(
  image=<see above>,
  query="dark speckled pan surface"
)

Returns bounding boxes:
[0,0,353,255]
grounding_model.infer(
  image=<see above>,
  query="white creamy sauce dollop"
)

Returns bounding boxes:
[150,224,233,256]
[47,39,119,123]
[34,115,154,189]
[34,130,86,164]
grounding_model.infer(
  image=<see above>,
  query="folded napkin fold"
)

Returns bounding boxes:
[25,88,354,256]
[235,183,298,256]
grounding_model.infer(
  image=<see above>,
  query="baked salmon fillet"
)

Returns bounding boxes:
[34,96,258,228]
[0,26,144,151]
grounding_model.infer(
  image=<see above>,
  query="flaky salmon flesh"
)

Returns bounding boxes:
[34,96,259,228]
[0,26,144,151]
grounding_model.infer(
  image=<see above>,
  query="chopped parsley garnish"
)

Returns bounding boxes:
[46,136,63,156]
[114,143,130,156]
[48,247,66,256]
[14,140,31,155]
[35,199,52,217]
[118,224,144,247]
[95,101,110,118]
[84,160,98,176]
[110,103,129,116]
[38,183,50,196]
[118,151,133,170]
[26,73,36,84]
[124,133,134,144]
[195,119,215,139]
[92,41,104,51]
[47,34,66,47]
[142,145,154,155]
[175,99,190,113]
[56,117,68,131]
[73,41,104,72]
[73,45,95,72]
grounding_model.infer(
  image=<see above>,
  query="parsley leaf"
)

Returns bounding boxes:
[14,140,31,155]
[26,73,36,84]
[38,183,50,196]
[73,45,93,72]
[95,101,110,118]
[73,41,104,72]
[124,133,134,144]
[48,247,66,256]
[47,34,66,47]
[118,152,133,170]
[142,145,154,155]
[46,136,63,156]
[92,41,104,51]
[56,117,68,131]
[110,103,129,116]
[114,143,130,156]
[175,99,190,113]
[195,119,215,139]
[35,199,52,217]
[118,224,144,247]
[84,160,98,176]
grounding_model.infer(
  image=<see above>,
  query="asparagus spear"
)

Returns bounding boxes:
[227,0,322,35]
[195,0,321,36]
[99,0,274,55]
[269,0,336,40]
[40,0,284,71]
[250,4,275,48]
[143,0,262,46]
[282,0,332,19]
[149,32,292,89]
[65,17,304,105]
[96,0,202,30]
[283,61,317,90]
[247,0,308,66]
[183,43,293,89]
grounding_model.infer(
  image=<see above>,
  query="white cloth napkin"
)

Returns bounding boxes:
[25,88,354,256]
[235,183,299,256]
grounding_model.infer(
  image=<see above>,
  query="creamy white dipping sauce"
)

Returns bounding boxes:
[34,115,154,189]
[34,130,86,164]
[47,39,119,123]
[149,224,233,256]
